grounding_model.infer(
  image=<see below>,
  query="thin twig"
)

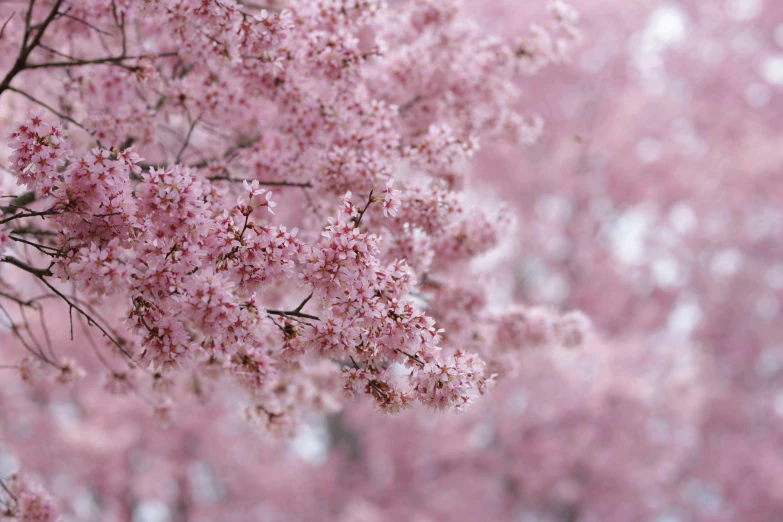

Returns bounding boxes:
[0,209,57,226]
[0,11,15,41]
[6,86,88,130]
[35,275,129,356]
[207,176,312,188]
[266,308,319,321]
[0,0,65,94]
[353,190,374,227]
[24,51,178,69]
[57,12,113,35]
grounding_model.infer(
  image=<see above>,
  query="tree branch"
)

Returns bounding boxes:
[0,0,65,95]
[24,51,178,69]
[207,176,312,188]
[6,86,87,130]
[0,256,52,277]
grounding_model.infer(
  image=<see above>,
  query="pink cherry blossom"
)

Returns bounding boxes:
[1,0,776,520]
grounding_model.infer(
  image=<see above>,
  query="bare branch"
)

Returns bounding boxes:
[24,51,178,70]
[207,176,312,188]
[0,0,65,95]
[6,86,87,130]
[0,11,15,41]
[0,255,52,277]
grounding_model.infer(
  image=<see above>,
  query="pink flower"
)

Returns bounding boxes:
[4,474,59,522]
[242,180,276,213]
[381,178,401,217]
[0,224,11,251]
[243,179,267,197]
[55,358,86,385]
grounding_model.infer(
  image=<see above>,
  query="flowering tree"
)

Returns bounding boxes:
[231,0,782,518]
[3,0,779,521]
[253,0,783,520]
[0,0,591,519]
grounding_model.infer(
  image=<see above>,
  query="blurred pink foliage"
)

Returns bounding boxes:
[0,0,781,521]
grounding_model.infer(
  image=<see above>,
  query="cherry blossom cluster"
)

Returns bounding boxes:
[7,115,71,198]
[0,0,585,428]
[295,190,497,411]
[2,0,783,520]
[515,0,581,74]
[0,474,59,522]
[4,112,558,419]
[4,116,315,425]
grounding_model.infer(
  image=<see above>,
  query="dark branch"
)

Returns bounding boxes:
[207,176,312,188]
[24,51,178,70]
[352,190,374,227]
[0,256,52,277]
[0,0,65,95]
[0,190,35,214]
